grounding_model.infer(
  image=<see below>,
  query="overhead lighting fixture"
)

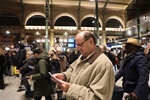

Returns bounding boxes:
[45,35,48,38]
[92,20,95,23]
[64,32,68,36]
[35,31,40,35]
[127,30,131,36]
[6,31,10,34]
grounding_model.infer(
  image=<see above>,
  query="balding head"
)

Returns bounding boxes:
[76,31,97,45]
[75,31,97,57]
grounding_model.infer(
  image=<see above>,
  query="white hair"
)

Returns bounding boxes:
[56,46,63,53]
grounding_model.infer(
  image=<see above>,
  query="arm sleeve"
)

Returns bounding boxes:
[115,67,123,82]
[32,60,47,80]
[65,63,115,100]
[133,56,149,98]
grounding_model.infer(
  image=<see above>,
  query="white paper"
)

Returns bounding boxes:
[48,72,62,85]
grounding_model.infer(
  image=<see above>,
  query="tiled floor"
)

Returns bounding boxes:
[0,76,24,100]
[0,75,34,100]
[0,75,49,100]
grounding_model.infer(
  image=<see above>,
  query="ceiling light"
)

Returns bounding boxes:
[35,31,40,35]
[6,31,10,34]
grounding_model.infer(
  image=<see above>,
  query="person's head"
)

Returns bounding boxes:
[56,46,63,54]
[75,31,97,57]
[0,48,4,55]
[48,47,56,57]
[54,43,60,51]
[66,48,71,54]
[19,44,25,49]
[26,50,33,58]
[100,44,108,52]
[33,47,43,59]
[123,38,141,54]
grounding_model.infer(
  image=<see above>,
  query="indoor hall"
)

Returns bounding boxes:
[0,0,149,49]
[0,0,150,100]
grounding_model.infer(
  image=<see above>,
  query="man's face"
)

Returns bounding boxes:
[75,36,91,57]
[124,43,137,54]
[33,53,39,59]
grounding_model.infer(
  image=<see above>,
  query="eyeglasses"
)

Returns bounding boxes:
[76,38,90,47]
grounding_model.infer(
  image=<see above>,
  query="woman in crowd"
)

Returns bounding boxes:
[0,48,6,89]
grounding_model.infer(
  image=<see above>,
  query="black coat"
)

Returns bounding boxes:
[115,48,149,100]
[0,55,5,89]
[16,49,26,69]
[19,56,35,86]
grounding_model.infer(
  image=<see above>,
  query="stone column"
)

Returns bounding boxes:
[50,29,54,47]
[24,35,28,46]
[76,29,81,34]
[20,28,25,43]
[101,30,106,45]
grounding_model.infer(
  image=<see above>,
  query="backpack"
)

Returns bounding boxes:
[48,59,61,74]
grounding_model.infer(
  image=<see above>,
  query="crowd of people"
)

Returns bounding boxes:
[0,31,150,100]
[0,42,80,100]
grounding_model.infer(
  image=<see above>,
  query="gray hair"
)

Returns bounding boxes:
[83,31,97,44]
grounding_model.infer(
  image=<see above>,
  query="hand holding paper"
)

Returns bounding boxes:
[48,72,71,92]
[48,72,62,85]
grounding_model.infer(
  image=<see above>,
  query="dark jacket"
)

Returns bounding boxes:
[104,51,116,66]
[19,56,35,86]
[16,49,26,69]
[0,55,5,89]
[32,52,54,97]
[115,48,149,100]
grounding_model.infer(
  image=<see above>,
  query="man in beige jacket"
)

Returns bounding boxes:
[52,31,115,100]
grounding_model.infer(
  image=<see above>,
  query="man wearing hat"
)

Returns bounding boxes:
[115,38,149,100]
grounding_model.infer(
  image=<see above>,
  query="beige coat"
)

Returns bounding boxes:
[63,47,115,100]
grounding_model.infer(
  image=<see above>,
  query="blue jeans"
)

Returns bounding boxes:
[25,85,32,97]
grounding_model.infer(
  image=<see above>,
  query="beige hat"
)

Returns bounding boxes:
[123,38,141,47]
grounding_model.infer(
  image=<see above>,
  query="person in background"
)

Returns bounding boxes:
[0,48,5,90]
[73,48,80,61]
[65,48,80,65]
[19,50,35,98]
[10,50,17,76]
[144,45,150,71]
[52,31,115,100]
[16,44,27,91]
[4,50,11,75]
[100,44,116,72]
[115,38,149,100]
[51,46,68,72]
[28,47,54,100]
[117,46,125,69]
[16,44,26,70]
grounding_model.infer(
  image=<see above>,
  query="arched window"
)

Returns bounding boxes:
[55,16,76,26]
[106,19,123,28]
[0,14,20,26]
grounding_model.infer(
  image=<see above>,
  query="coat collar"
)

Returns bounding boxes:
[81,46,102,64]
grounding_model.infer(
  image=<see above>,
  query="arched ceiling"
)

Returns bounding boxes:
[0,0,150,38]
[0,0,150,20]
